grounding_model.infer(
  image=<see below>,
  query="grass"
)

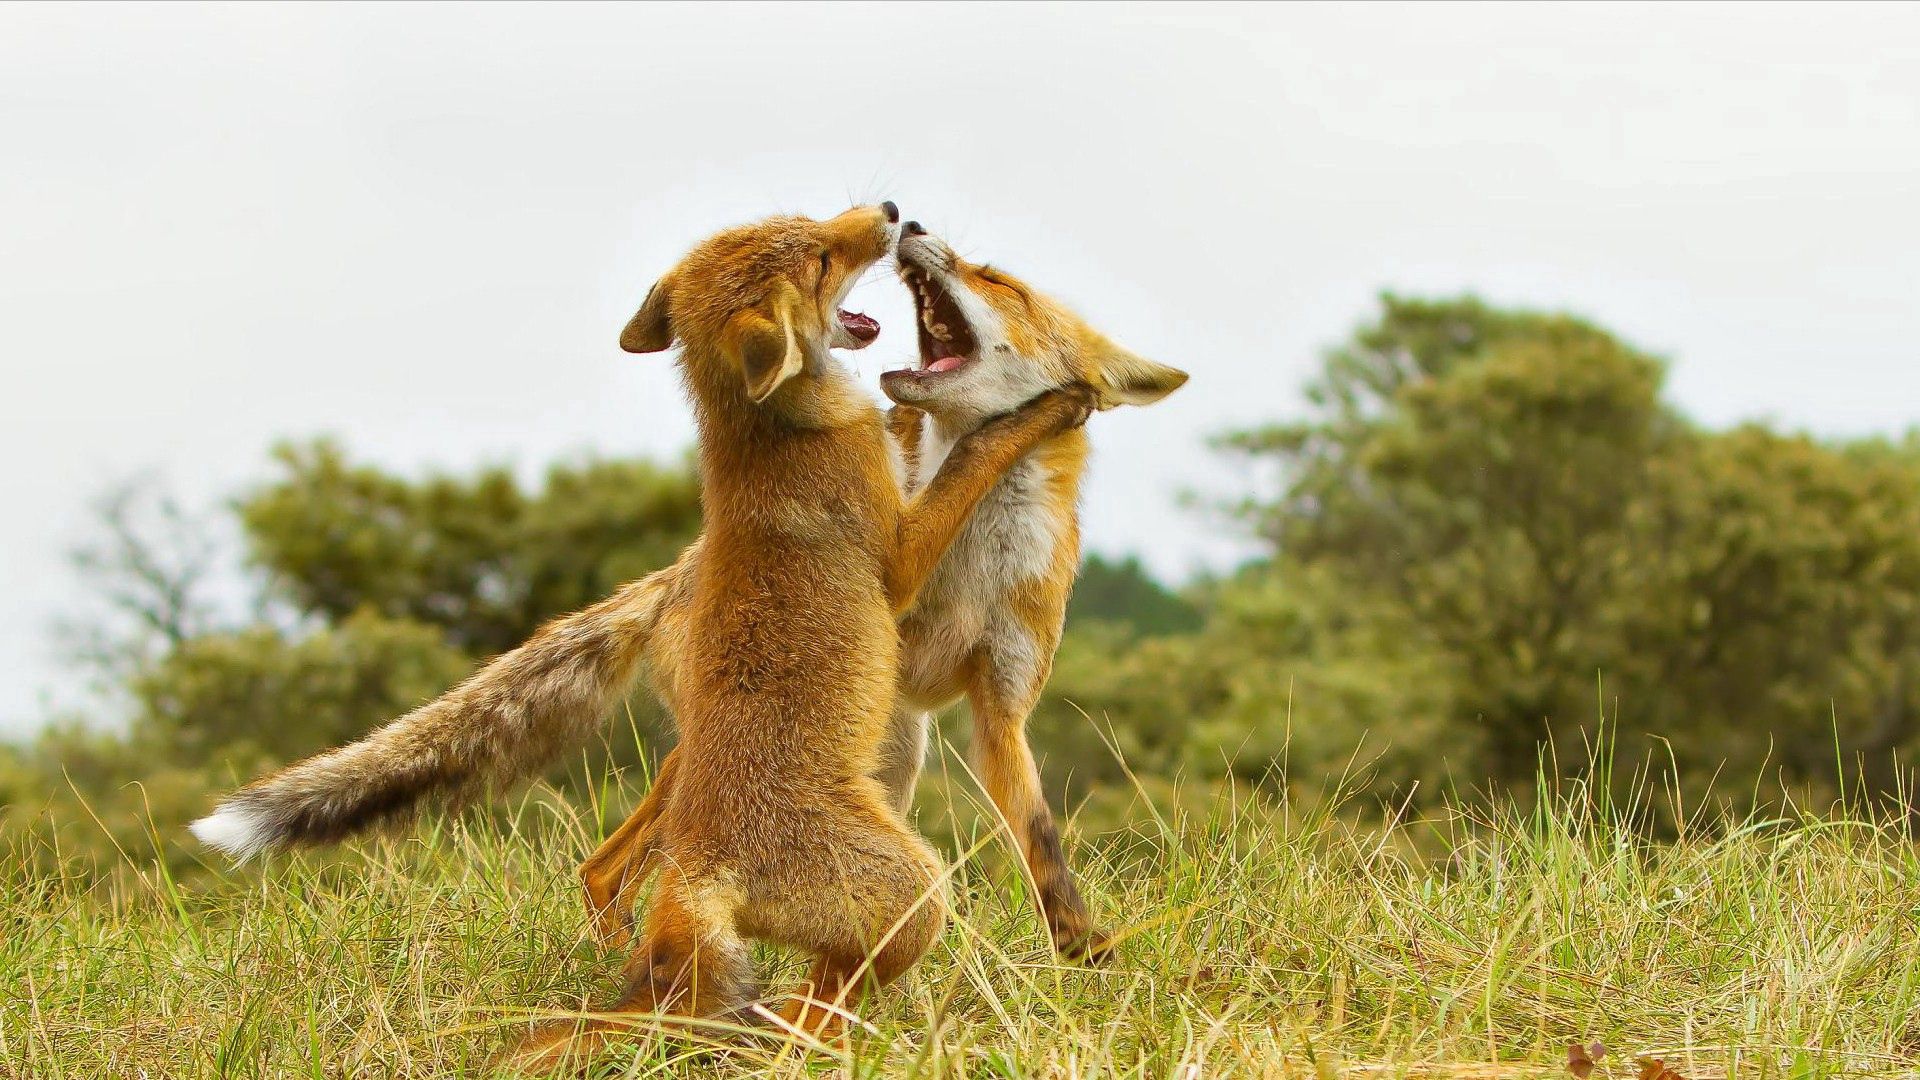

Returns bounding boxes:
[2,758,1917,1079]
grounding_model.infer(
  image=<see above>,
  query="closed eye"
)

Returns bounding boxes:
[976,268,1032,305]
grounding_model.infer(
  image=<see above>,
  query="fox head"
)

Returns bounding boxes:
[879,225,1187,423]
[621,203,901,406]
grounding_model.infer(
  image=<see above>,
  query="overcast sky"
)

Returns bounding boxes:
[3,3,1917,734]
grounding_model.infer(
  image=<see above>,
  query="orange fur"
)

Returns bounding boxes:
[580,228,1188,965]
[505,207,1094,1070]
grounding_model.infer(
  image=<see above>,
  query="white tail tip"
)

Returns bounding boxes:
[189,805,274,863]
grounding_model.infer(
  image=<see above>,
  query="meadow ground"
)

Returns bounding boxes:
[3,761,1916,1079]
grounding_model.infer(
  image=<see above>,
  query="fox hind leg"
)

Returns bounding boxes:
[509,868,754,1070]
[873,706,931,819]
[774,938,930,1044]
[612,872,754,1018]
[968,632,1109,962]
[580,751,678,947]
[753,808,947,1040]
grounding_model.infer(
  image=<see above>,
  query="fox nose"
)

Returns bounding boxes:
[903,220,927,236]
[880,201,899,224]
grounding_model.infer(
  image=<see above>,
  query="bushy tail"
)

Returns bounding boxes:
[190,566,680,862]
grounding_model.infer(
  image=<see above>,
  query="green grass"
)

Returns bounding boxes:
[3,763,1917,1079]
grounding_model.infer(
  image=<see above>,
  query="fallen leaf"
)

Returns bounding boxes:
[1636,1057,1688,1080]
[1566,1040,1608,1078]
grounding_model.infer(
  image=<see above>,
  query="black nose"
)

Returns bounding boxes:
[880,201,899,224]
[903,220,927,236]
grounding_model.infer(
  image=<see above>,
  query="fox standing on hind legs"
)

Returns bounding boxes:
[580,223,1189,962]
[510,204,1093,1064]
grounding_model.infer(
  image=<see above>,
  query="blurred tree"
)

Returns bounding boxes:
[238,439,701,655]
[1066,554,1203,637]
[1036,560,1460,805]
[1211,294,1920,803]
[3,444,701,879]
[1623,427,1920,795]
[59,483,222,682]
[129,611,473,767]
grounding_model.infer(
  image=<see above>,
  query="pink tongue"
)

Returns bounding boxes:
[926,355,966,374]
[837,309,880,341]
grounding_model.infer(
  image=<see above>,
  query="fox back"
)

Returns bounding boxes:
[617,206,910,810]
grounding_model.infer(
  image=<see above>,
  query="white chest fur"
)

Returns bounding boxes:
[898,423,1061,707]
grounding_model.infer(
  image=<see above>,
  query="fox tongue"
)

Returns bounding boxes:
[926,355,966,374]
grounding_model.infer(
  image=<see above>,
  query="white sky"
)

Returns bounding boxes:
[3,3,1917,734]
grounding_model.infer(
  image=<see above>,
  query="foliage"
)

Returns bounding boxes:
[1131,294,1920,804]
[128,610,474,768]
[2,442,700,877]
[1034,563,1460,803]
[239,439,701,656]
[1063,553,1202,637]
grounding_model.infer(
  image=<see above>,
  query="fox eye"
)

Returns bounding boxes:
[978,269,1028,302]
[817,249,832,279]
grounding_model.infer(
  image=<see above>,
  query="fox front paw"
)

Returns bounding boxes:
[1037,381,1098,433]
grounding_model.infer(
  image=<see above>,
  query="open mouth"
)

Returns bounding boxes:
[894,264,980,379]
[834,308,881,348]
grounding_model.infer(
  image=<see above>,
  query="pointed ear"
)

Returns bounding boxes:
[620,274,676,353]
[1094,341,1188,409]
[728,295,805,403]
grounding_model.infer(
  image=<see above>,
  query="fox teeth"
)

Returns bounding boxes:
[931,324,950,340]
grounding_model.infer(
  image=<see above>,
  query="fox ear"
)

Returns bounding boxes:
[728,292,805,403]
[1093,341,1188,409]
[620,274,676,353]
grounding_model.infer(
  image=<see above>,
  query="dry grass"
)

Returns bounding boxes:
[3,761,1916,1079]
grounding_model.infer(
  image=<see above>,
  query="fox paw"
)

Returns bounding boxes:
[1045,381,1099,431]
